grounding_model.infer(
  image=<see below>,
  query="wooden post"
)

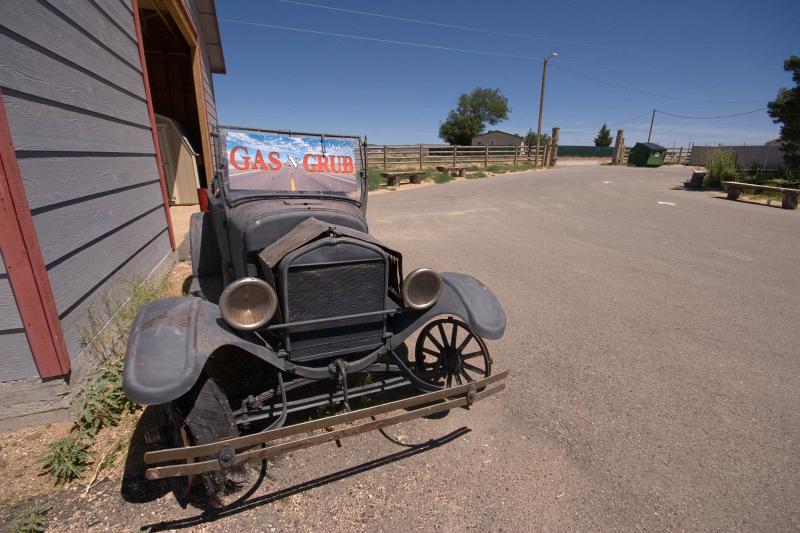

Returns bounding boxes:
[453,145,457,166]
[543,144,551,167]
[419,144,423,170]
[677,146,683,165]
[513,144,518,167]
[484,145,489,167]
[612,129,624,165]
[383,145,387,169]
[549,127,560,167]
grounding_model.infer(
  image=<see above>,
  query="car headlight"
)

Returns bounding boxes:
[402,268,443,310]
[219,277,277,331]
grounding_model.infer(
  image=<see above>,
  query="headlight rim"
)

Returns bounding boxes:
[219,277,277,331]
[402,268,443,311]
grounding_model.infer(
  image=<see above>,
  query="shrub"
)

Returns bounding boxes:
[704,149,737,188]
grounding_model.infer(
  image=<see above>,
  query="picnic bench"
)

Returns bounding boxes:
[722,181,799,210]
[380,171,424,187]
[436,166,466,177]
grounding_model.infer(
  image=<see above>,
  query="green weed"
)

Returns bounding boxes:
[77,356,136,436]
[467,171,487,179]
[8,503,49,533]
[39,435,91,483]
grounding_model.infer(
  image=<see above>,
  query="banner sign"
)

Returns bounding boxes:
[223,129,359,193]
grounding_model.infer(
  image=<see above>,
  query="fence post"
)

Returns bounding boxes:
[513,144,518,167]
[419,144,423,170]
[453,145,457,166]
[544,144,551,167]
[677,146,683,165]
[612,130,624,165]
[550,127,560,167]
[484,145,489,167]
[383,145,387,169]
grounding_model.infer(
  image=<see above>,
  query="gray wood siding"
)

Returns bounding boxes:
[0,0,171,381]
[0,253,37,381]
[187,0,219,131]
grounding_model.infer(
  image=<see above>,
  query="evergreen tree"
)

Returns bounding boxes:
[594,123,613,147]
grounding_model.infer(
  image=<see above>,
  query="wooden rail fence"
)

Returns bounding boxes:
[620,147,690,165]
[366,144,547,170]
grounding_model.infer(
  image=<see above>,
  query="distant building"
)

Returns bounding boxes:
[471,130,523,147]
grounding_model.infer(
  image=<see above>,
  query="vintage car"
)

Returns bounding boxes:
[123,126,508,502]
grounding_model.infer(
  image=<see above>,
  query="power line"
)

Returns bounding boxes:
[218,18,538,60]
[656,107,767,119]
[551,64,763,104]
[608,110,652,127]
[220,18,766,107]
[274,0,622,51]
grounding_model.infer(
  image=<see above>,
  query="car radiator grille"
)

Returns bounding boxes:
[285,260,385,361]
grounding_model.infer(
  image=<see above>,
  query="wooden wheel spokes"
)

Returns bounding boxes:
[414,318,491,388]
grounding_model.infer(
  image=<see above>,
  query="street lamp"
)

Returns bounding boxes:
[535,52,557,167]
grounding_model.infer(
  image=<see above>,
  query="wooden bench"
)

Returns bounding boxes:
[436,166,466,177]
[722,181,799,210]
[380,171,424,187]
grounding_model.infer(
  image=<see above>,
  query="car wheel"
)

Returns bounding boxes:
[413,317,492,388]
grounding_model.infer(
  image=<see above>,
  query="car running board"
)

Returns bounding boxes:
[144,370,508,480]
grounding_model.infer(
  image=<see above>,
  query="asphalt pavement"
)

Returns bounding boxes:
[229,167,358,193]
[258,164,799,531]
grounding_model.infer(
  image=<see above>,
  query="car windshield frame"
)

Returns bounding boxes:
[215,125,367,208]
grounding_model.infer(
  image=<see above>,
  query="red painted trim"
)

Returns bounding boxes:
[0,89,71,379]
[131,0,176,251]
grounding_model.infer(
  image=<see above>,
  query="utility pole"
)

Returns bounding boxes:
[535,52,557,167]
[647,109,656,143]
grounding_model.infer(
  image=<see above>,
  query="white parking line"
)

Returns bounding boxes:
[658,201,677,206]
[603,181,614,184]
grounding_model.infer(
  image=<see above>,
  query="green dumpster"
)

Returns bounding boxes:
[627,142,667,167]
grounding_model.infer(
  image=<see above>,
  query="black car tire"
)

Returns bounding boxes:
[174,376,239,502]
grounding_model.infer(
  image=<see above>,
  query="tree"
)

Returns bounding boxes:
[524,129,550,147]
[438,111,482,146]
[767,55,800,169]
[594,123,613,147]
[438,87,510,145]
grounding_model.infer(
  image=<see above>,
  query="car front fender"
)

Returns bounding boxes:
[388,272,506,348]
[122,296,286,405]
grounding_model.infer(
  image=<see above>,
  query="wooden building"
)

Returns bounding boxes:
[0,0,225,427]
[471,130,524,147]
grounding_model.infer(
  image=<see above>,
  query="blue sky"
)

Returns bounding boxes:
[213,0,798,146]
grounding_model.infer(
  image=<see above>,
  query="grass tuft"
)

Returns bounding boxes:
[703,149,737,189]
